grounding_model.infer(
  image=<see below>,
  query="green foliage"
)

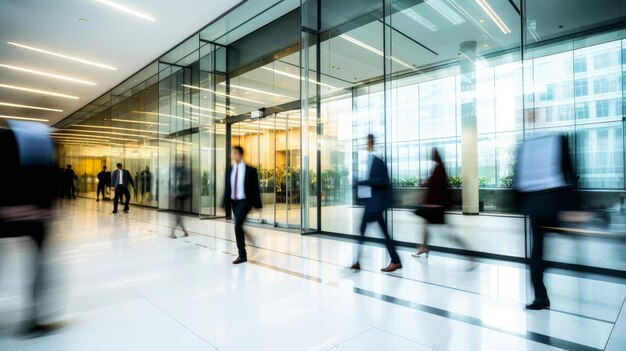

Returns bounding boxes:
[201,171,210,196]
[500,175,514,188]
[478,177,490,187]
[447,176,462,188]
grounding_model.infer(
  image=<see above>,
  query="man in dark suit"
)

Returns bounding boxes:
[223,146,262,264]
[351,134,402,272]
[111,163,135,214]
[96,165,107,202]
[64,164,77,199]
[0,121,59,334]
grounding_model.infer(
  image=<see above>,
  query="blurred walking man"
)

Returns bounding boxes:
[223,146,262,264]
[0,121,59,334]
[515,133,576,310]
[351,134,402,272]
[169,159,190,238]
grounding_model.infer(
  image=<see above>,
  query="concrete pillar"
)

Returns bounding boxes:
[459,41,479,214]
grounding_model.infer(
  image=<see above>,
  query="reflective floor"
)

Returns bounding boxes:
[1,199,625,350]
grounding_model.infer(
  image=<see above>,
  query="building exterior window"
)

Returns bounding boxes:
[593,52,612,69]
[594,77,610,94]
[544,107,553,122]
[596,100,609,117]
[574,57,587,73]
[574,79,588,97]
[540,83,556,101]
[575,103,590,119]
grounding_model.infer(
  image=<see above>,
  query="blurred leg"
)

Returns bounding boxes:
[113,186,121,212]
[353,213,369,264]
[123,187,130,211]
[29,222,47,321]
[233,201,250,258]
[530,218,548,300]
[376,213,400,264]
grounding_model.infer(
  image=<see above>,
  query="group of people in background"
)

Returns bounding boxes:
[57,164,77,199]
[60,163,152,215]
[52,133,575,312]
[222,131,576,312]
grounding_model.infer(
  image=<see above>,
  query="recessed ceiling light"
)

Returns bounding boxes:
[0,64,96,85]
[479,19,485,23]
[0,114,49,122]
[78,18,88,23]
[0,84,79,99]
[483,43,489,47]
[0,101,63,112]
[7,42,116,70]
[94,0,156,22]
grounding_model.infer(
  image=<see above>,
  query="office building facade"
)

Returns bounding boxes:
[53,0,626,272]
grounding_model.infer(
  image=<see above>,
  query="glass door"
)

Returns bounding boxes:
[230,117,275,224]
[274,110,301,228]
[229,109,301,228]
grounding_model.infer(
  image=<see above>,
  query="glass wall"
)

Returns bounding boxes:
[55,65,160,208]
[54,0,626,272]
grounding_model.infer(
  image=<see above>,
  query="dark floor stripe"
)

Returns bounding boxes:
[206,247,605,350]
[353,288,601,351]
[247,258,603,351]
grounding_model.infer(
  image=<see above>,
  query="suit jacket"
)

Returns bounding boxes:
[0,128,55,226]
[358,155,391,213]
[65,168,77,182]
[223,163,262,213]
[97,170,107,184]
[515,134,577,219]
[111,169,135,188]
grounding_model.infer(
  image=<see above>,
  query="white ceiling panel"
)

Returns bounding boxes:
[0,0,242,125]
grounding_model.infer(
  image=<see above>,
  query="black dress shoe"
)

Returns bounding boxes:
[22,321,64,337]
[112,210,117,214]
[350,262,361,270]
[232,257,247,264]
[525,298,550,310]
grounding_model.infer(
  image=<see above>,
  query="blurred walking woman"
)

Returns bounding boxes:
[413,148,449,257]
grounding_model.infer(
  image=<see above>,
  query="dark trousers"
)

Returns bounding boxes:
[1,221,48,323]
[357,211,401,264]
[97,183,106,199]
[232,199,251,258]
[114,185,130,211]
[529,217,548,300]
[66,181,76,198]
[173,196,188,232]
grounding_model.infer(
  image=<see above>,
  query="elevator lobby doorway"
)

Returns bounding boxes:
[230,109,301,228]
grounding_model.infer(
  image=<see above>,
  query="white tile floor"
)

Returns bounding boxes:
[0,198,625,350]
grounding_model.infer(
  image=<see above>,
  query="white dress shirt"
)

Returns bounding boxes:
[358,153,375,199]
[230,162,246,200]
[118,169,123,186]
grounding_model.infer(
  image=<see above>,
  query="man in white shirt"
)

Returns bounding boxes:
[351,134,401,272]
[223,146,262,264]
[515,134,576,310]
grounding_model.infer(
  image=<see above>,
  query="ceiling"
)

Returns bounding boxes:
[223,0,625,116]
[0,0,242,126]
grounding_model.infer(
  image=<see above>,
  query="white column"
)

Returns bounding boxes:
[459,41,479,214]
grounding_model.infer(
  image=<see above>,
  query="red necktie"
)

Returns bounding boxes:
[233,165,238,200]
